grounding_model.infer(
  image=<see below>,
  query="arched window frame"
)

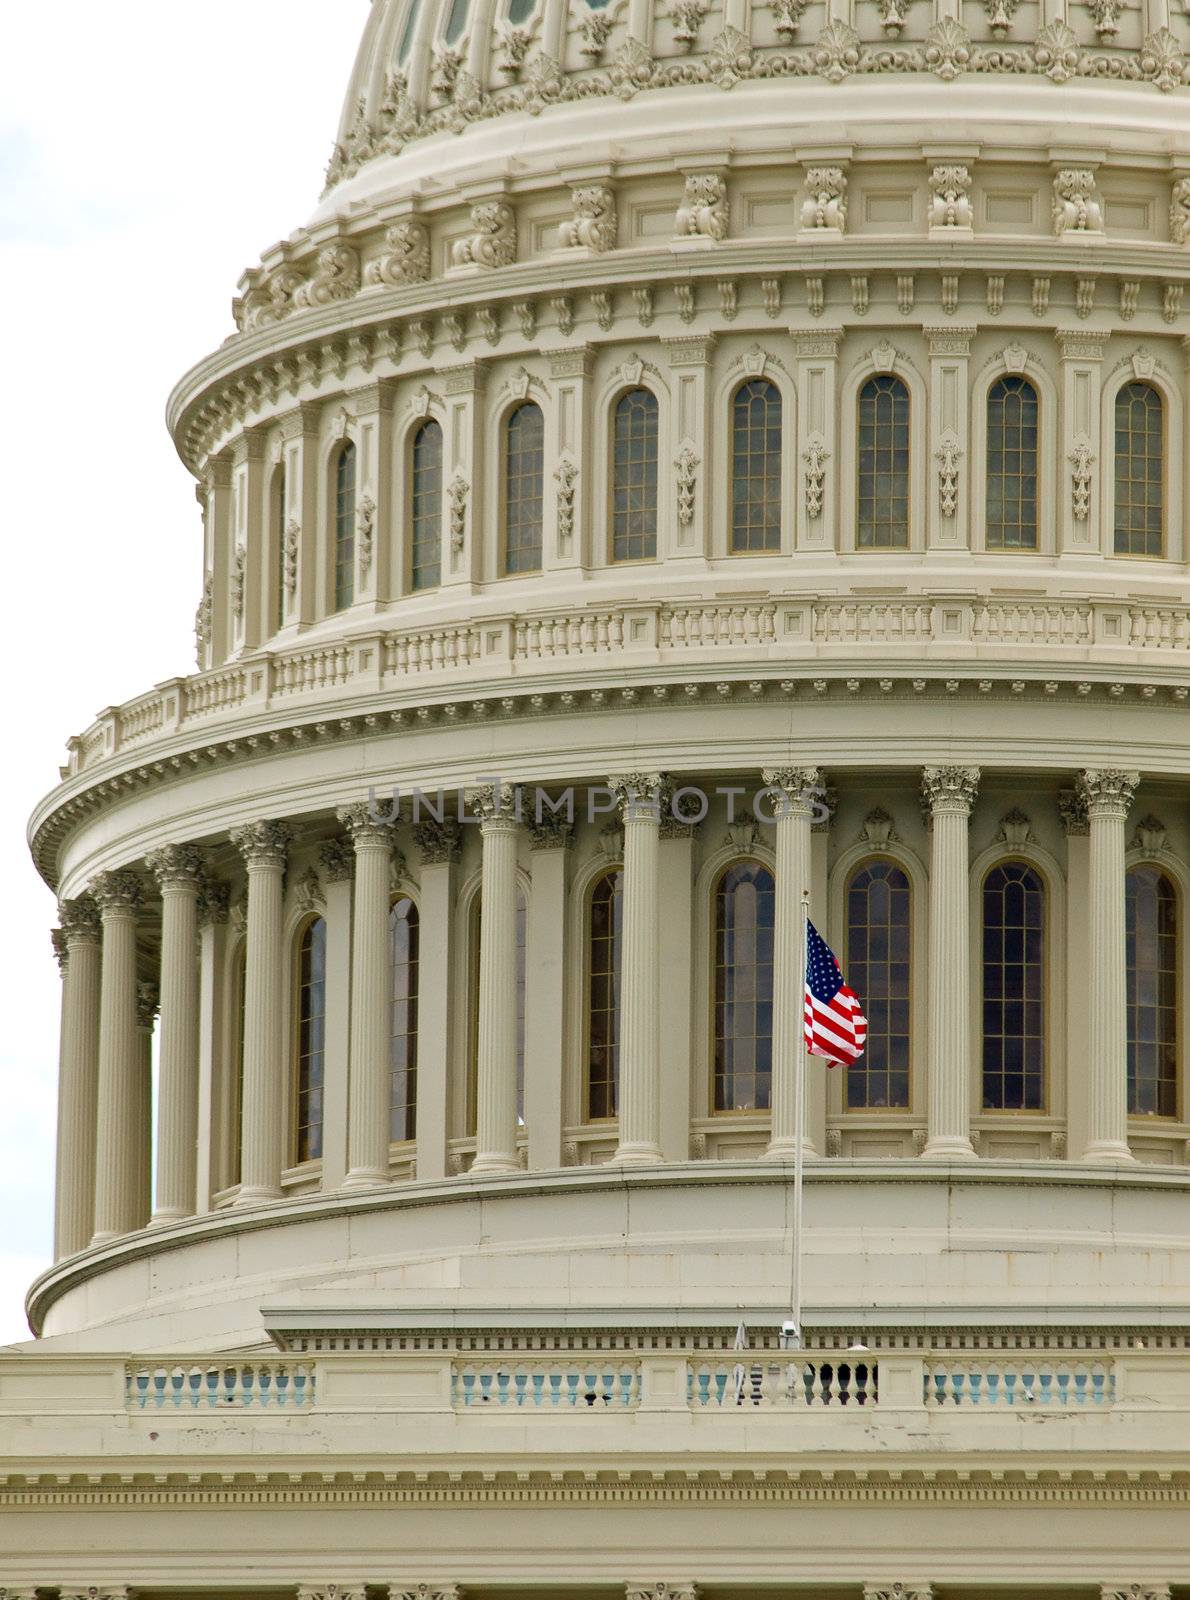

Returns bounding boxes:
[840,353,926,554]
[1124,846,1187,1130]
[404,413,446,594]
[269,457,288,634]
[498,396,546,577]
[709,368,793,558]
[970,354,1055,555]
[289,910,330,1169]
[726,377,785,556]
[388,889,421,1149]
[702,853,778,1118]
[605,383,662,566]
[329,439,358,613]
[1100,366,1181,563]
[968,845,1066,1130]
[841,855,914,1115]
[827,838,927,1138]
[580,862,625,1124]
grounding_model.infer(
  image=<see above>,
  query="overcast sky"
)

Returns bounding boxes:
[0,1,371,1343]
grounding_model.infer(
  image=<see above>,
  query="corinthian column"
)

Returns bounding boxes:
[229,820,293,1203]
[471,785,521,1176]
[762,767,821,1159]
[53,898,102,1259]
[609,773,665,1165]
[922,766,980,1159]
[146,845,204,1223]
[91,870,145,1243]
[339,803,399,1188]
[1079,768,1139,1162]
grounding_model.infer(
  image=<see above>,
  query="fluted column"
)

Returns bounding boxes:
[471,785,521,1176]
[146,845,204,1223]
[230,820,293,1203]
[53,898,102,1259]
[339,803,399,1188]
[610,773,665,1165]
[1079,768,1139,1162]
[762,768,820,1159]
[922,766,980,1159]
[133,981,158,1231]
[91,871,145,1243]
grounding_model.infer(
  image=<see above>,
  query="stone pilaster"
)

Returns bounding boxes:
[413,820,462,1182]
[470,785,521,1175]
[133,980,158,1232]
[609,774,666,1165]
[201,453,233,668]
[441,360,488,586]
[53,897,102,1259]
[526,817,572,1171]
[90,871,145,1244]
[1078,769,1139,1161]
[863,1588,934,1600]
[761,768,821,1159]
[318,838,355,1191]
[349,381,395,607]
[546,346,593,569]
[925,325,975,551]
[146,845,205,1224]
[922,767,980,1159]
[339,803,399,1188]
[229,820,293,1202]
[794,331,841,552]
[1055,329,1106,556]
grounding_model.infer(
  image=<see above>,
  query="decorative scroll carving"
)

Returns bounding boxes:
[1088,0,1123,40]
[1052,169,1104,235]
[146,844,206,891]
[1171,176,1190,243]
[800,166,847,231]
[448,474,469,553]
[197,878,231,927]
[1069,439,1094,521]
[675,174,728,241]
[559,185,617,252]
[413,819,463,866]
[859,807,898,846]
[996,808,1034,847]
[318,837,355,883]
[921,766,979,814]
[878,0,911,36]
[555,456,578,543]
[928,164,973,229]
[364,220,431,286]
[1058,788,1089,837]
[1077,768,1139,818]
[229,820,294,869]
[772,0,809,35]
[1132,815,1168,855]
[579,11,613,55]
[674,442,699,526]
[358,495,376,577]
[497,24,533,75]
[803,436,829,519]
[936,433,962,517]
[194,576,213,666]
[292,244,361,308]
[284,518,300,601]
[452,201,517,268]
[90,870,145,913]
[669,0,708,47]
[983,0,1019,36]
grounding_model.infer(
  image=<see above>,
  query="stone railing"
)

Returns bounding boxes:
[126,1360,316,1410]
[62,592,1190,778]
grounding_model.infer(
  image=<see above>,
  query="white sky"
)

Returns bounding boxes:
[0,0,371,1343]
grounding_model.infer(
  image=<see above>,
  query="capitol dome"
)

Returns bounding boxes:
[11,0,1190,1590]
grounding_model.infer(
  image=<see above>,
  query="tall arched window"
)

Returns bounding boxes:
[857,374,910,549]
[986,375,1039,550]
[981,863,1046,1112]
[390,897,420,1143]
[845,859,911,1110]
[503,402,544,574]
[730,380,782,553]
[713,861,775,1112]
[469,889,528,1128]
[334,442,356,610]
[1114,381,1164,557]
[612,389,659,563]
[271,463,287,632]
[410,419,443,591]
[294,917,328,1163]
[587,868,624,1120]
[1126,867,1178,1118]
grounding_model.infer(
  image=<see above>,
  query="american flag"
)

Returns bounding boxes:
[804,919,868,1067]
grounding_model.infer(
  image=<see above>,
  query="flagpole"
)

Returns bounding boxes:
[788,888,810,1352]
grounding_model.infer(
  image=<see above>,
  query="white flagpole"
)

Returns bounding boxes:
[787,889,811,1352]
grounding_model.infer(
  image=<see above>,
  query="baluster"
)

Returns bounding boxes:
[151,1369,166,1408]
[1038,1369,1053,1405]
[133,1369,148,1408]
[514,1371,528,1407]
[566,1370,579,1407]
[1073,1369,1088,1405]
[460,1369,475,1406]
[496,1370,511,1407]
[479,1370,493,1404]
[549,1370,562,1407]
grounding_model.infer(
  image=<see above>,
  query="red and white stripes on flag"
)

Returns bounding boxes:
[804,918,868,1068]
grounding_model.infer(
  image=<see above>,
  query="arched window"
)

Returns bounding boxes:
[410,419,443,591]
[444,0,471,41]
[334,442,356,610]
[713,861,775,1112]
[587,868,624,1120]
[271,463,287,632]
[981,863,1046,1112]
[503,402,544,574]
[468,889,528,1128]
[1114,381,1164,557]
[845,859,911,1110]
[612,389,659,563]
[730,380,782,553]
[986,375,1039,550]
[294,917,328,1163]
[857,374,910,549]
[399,0,422,61]
[1126,867,1178,1118]
[390,897,420,1142]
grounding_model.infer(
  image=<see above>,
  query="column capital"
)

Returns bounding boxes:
[59,895,102,944]
[297,1588,367,1600]
[230,819,294,868]
[609,772,667,820]
[863,1588,933,1600]
[136,979,160,1031]
[90,870,145,915]
[197,877,231,926]
[391,1587,463,1600]
[1077,768,1139,819]
[1058,787,1090,836]
[469,782,522,827]
[319,836,357,882]
[530,813,575,851]
[1102,1589,1172,1600]
[145,843,206,892]
[761,766,824,818]
[51,925,68,973]
[627,1585,699,1600]
[337,801,397,848]
[921,765,980,814]
[413,818,463,864]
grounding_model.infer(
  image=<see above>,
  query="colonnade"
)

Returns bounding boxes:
[50,765,1141,1260]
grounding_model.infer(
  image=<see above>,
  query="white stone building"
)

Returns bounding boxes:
[8,0,1190,1590]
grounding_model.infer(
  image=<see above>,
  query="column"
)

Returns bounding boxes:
[762,768,820,1159]
[922,767,980,1159]
[413,820,462,1182]
[339,804,398,1188]
[53,897,102,1259]
[91,871,145,1244]
[146,845,204,1224]
[526,813,572,1170]
[610,773,665,1165]
[196,878,231,1210]
[471,786,521,1175]
[318,837,355,1190]
[1079,768,1139,1162]
[229,821,293,1204]
[925,324,974,551]
[133,981,158,1232]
